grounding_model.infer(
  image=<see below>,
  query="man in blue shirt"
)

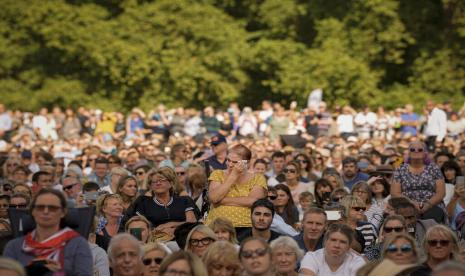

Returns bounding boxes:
[400,104,419,137]
[342,157,369,190]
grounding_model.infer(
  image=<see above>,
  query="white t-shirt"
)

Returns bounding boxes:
[336,114,354,133]
[300,248,366,276]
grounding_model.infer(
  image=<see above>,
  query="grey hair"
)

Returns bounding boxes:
[108,233,143,263]
[270,236,304,261]
[431,261,465,276]
[142,242,171,256]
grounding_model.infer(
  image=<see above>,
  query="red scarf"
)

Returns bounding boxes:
[22,227,79,267]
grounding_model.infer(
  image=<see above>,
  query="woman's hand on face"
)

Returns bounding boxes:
[367,176,383,186]
[231,162,246,176]
[455,185,465,197]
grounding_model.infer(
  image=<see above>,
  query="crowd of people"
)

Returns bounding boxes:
[0,99,465,275]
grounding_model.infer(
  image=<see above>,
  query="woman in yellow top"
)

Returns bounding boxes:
[206,144,267,236]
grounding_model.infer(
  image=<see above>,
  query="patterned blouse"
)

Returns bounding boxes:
[393,163,444,204]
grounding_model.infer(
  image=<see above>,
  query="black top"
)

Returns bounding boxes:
[126,195,195,227]
[206,155,227,170]
[238,229,282,243]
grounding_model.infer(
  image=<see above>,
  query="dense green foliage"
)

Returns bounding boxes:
[1,0,465,111]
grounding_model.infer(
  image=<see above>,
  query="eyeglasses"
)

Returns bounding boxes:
[189,237,214,246]
[32,204,62,212]
[143,257,164,266]
[386,244,413,253]
[135,171,145,176]
[427,240,450,247]
[268,195,277,200]
[384,227,404,233]
[240,248,268,259]
[283,168,296,173]
[176,172,186,176]
[9,203,27,209]
[352,207,366,212]
[297,159,308,164]
[63,183,78,191]
[409,148,424,153]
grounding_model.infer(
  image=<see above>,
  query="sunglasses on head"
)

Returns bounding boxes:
[427,239,450,247]
[409,148,424,153]
[240,248,268,259]
[143,257,163,266]
[383,226,404,233]
[352,207,366,212]
[386,244,412,253]
[283,168,296,173]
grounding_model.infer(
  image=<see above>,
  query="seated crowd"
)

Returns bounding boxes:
[0,100,465,275]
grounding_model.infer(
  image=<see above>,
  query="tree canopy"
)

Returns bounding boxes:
[1,0,464,112]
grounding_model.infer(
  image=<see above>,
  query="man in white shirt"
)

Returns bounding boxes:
[424,100,447,152]
[354,107,377,140]
[0,103,12,140]
[300,223,366,276]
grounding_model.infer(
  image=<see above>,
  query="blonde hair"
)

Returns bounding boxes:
[0,257,26,276]
[340,195,366,218]
[142,242,171,256]
[423,224,459,260]
[185,225,218,251]
[208,217,238,244]
[146,167,184,195]
[96,193,123,217]
[159,251,207,276]
[202,241,242,276]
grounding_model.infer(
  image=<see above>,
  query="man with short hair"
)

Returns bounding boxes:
[293,207,327,253]
[266,151,286,186]
[88,157,110,188]
[392,197,437,245]
[424,100,447,152]
[31,171,53,194]
[108,233,143,276]
[342,157,369,190]
[238,199,281,243]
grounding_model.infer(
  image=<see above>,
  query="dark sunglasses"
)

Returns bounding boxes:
[386,244,412,253]
[332,196,343,202]
[176,172,186,176]
[427,240,450,247]
[297,159,308,164]
[352,207,366,212]
[135,171,145,175]
[384,227,404,233]
[63,183,78,191]
[409,148,424,153]
[189,237,214,246]
[9,203,27,209]
[268,195,277,200]
[143,257,163,266]
[283,168,296,173]
[240,248,268,259]
[32,204,62,212]
[3,186,11,192]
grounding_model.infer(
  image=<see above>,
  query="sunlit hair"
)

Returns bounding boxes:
[340,195,366,218]
[202,241,242,276]
[423,224,459,260]
[381,233,419,260]
[381,215,406,235]
[96,193,123,217]
[185,225,218,251]
[142,242,171,256]
[229,144,252,161]
[124,215,152,232]
[159,250,208,276]
[270,236,304,262]
[146,166,183,195]
[208,217,238,244]
[0,257,26,276]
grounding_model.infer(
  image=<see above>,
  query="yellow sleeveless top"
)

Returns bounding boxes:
[205,170,267,227]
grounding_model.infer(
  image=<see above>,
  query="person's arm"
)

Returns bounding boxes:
[422,179,445,212]
[94,246,111,276]
[69,237,93,276]
[300,268,317,276]
[209,168,243,203]
[219,185,266,207]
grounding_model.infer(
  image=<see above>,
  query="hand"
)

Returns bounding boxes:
[44,259,61,272]
[455,185,465,197]
[230,162,246,176]
[367,176,383,186]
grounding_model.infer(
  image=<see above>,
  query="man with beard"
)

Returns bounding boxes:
[342,157,369,190]
[293,208,327,253]
[238,199,281,243]
[300,223,366,275]
[108,233,143,276]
